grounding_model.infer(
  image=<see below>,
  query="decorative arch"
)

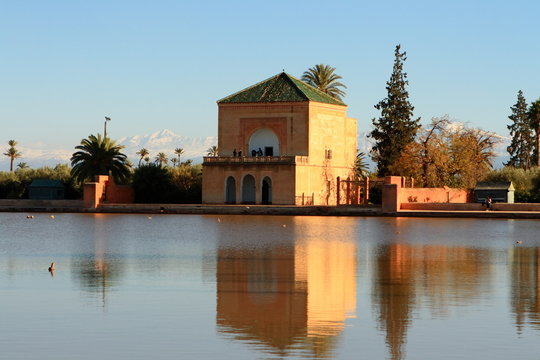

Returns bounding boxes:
[225,176,236,204]
[248,128,280,156]
[262,176,272,205]
[242,174,256,204]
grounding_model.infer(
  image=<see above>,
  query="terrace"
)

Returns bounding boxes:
[203,156,308,166]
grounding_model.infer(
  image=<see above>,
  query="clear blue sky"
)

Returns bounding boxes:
[1,0,539,148]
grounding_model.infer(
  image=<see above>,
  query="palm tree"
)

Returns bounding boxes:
[136,148,149,167]
[3,140,22,172]
[171,158,178,167]
[301,64,347,101]
[207,145,218,157]
[70,134,131,183]
[174,148,184,164]
[17,162,29,170]
[155,152,168,167]
[354,151,369,179]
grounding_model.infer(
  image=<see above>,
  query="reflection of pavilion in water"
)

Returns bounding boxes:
[372,242,494,360]
[216,218,356,358]
[511,247,540,333]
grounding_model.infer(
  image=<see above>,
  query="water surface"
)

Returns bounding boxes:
[1,214,539,359]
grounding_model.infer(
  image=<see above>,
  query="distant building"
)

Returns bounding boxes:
[474,181,515,203]
[28,179,65,200]
[202,72,357,205]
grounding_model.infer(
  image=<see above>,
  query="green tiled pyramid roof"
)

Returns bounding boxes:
[218,72,346,106]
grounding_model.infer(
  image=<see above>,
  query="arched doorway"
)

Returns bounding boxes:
[248,128,280,156]
[262,177,272,204]
[242,175,256,204]
[225,176,236,204]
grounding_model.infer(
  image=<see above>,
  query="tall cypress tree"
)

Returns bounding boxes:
[370,45,420,177]
[528,98,540,166]
[506,90,534,169]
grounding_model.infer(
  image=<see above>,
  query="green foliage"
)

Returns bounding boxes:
[70,134,131,184]
[136,148,149,167]
[0,164,82,199]
[132,163,202,204]
[301,64,347,101]
[507,90,534,169]
[132,164,174,203]
[394,118,499,189]
[170,164,202,203]
[529,98,540,166]
[3,140,22,172]
[485,166,540,202]
[206,146,218,157]
[370,45,420,177]
[354,151,369,179]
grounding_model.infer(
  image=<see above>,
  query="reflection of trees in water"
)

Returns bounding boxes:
[511,247,540,333]
[372,243,494,360]
[71,257,125,307]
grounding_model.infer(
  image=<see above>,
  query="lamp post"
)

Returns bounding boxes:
[104,116,111,139]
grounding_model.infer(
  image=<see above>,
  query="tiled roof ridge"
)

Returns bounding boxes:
[217,72,346,106]
[284,72,346,106]
[216,73,287,103]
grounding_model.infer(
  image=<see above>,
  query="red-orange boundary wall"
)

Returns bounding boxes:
[83,175,134,208]
[382,176,471,212]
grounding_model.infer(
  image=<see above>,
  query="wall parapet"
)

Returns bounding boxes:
[203,156,307,166]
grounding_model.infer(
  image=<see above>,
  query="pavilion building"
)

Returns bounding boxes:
[202,72,357,205]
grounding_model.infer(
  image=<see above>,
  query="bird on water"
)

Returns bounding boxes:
[48,262,55,272]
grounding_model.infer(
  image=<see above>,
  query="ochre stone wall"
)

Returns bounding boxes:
[204,100,357,205]
[203,164,296,204]
[218,102,310,156]
[307,102,357,169]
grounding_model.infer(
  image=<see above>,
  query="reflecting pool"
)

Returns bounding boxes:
[1,214,539,359]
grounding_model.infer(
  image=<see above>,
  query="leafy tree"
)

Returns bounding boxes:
[207,145,218,157]
[369,45,420,177]
[301,64,347,100]
[506,90,534,169]
[0,164,82,199]
[136,148,149,167]
[70,134,131,184]
[3,140,22,172]
[170,163,202,203]
[131,162,202,203]
[450,128,498,188]
[529,98,540,166]
[354,151,369,179]
[394,120,498,188]
[155,152,168,167]
[485,166,540,202]
[132,163,173,203]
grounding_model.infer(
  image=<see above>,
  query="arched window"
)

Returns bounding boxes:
[262,177,272,205]
[248,128,280,156]
[225,176,236,204]
[242,175,256,204]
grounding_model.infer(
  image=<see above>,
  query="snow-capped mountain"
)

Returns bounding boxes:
[0,128,511,171]
[0,130,218,170]
[117,129,217,164]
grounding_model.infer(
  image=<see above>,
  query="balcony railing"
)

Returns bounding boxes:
[203,156,308,165]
